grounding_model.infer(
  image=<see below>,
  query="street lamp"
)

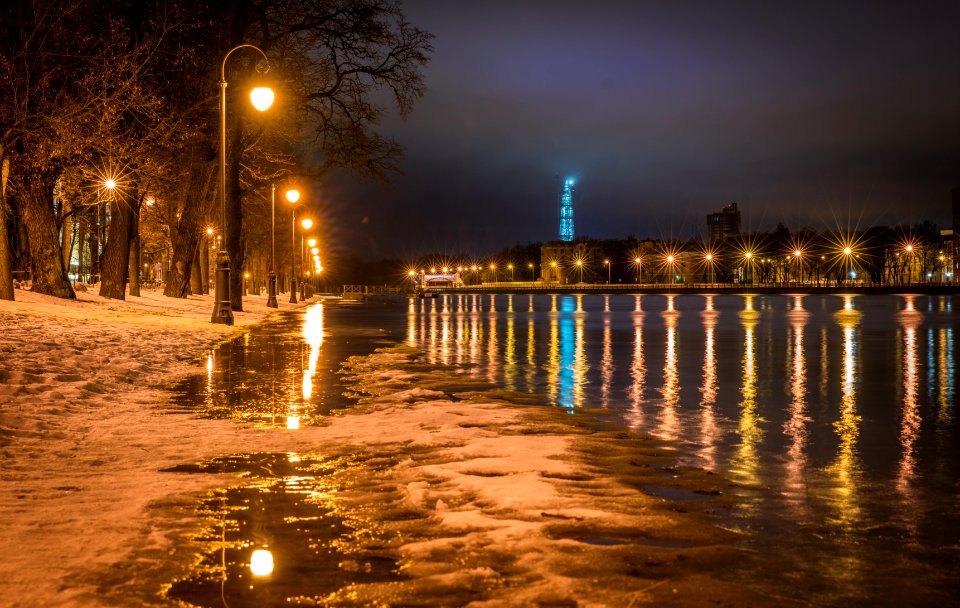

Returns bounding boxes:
[550,260,558,283]
[212,44,274,325]
[508,263,514,281]
[604,259,610,284]
[528,262,534,281]
[285,189,303,303]
[575,258,583,283]
[633,257,642,283]
[705,253,714,283]
[744,251,753,285]
[300,218,313,299]
[666,254,676,283]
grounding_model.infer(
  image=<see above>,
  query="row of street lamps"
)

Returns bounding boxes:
[212,44,323,324]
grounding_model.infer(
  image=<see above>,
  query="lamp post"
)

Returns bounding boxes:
[634,257,641,284]
[705,253,714,283]
[286,189,303,303]
[266,184,279,307]
[508,263,514,281]
[744,252,753,285]
[528,262,534,281]
[300,218,313,299]
[576,259,583,283]
[666,255,676,283]
[212,44,274,325]
[604,259,610,284]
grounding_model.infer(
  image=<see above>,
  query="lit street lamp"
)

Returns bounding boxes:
[576,258,583,283]
[212,44,274,325]
[508,263,514,281]
[300,218,313,299]
[286,189,303,303]
[604,259,610,284]
[528,262,534,281]
[633,257,642,284]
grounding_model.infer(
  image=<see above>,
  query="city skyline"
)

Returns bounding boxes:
[326,0,960,259]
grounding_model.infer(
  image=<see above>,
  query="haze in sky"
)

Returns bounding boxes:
[324,0,960,259]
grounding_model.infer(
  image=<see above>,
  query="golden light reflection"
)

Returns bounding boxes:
[699,296,719,470]
[300,304,324,403]
[827,302,863,529]
[526,318,536,391]
[601,315,613,405]
[547,310,559,404]
[732,296,762,488]
[896,296,922,524]
[627,304,646,429]
[286,415,300,430]
[505,312,517,390]
[936,327,954,427]
[783,296,809,502]
[658,295,680,440]
[249,548,274,576]
[573,312,587,407]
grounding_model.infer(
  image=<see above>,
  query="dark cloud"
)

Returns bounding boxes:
[327,0,960,259]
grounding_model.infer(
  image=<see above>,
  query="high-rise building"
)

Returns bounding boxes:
[559,178,574,242]
[952,187,960,276]
[706,203,741,244]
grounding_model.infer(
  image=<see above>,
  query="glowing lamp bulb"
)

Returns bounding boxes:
[250,87,275,112]
[206,228,214,236]
[285,189,300,203]
[311,247,319,255]
[408,270,415,276]
[301,218,313,230]
[905,245,913,252]
[706,254,713,261]
[843,247,852,255]
[250,549,274,576]
[307,238,317,247]
[794,250,801,257]
[745,252,752,259]
[667,255,674,263]
[104,179,117,190]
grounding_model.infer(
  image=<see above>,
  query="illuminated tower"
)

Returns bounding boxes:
[559,178,574,242]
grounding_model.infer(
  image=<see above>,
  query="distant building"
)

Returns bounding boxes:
[559,178,574,242]
[706,203,741,244]
[953,187,960,277]
[540,240,603,283]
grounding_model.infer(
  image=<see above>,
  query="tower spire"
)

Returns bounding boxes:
[559,178,574,242]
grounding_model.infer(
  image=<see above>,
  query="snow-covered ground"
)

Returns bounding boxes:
[0,286,773,607]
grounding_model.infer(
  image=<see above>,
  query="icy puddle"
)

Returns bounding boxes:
[162,452,407,607]
[151,343,785,606]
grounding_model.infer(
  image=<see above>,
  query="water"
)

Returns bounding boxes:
[405,293,960,605]
[168,294,959,605]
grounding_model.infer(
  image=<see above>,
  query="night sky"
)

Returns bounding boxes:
[325,1,960,260]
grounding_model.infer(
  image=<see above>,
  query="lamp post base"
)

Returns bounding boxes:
[267,271,278,308]
[289,278,298,304]
[211,253,234,325]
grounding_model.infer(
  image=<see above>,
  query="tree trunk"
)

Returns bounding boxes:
[199,237,209,294]
[190,242,202,295]
[0,153,14,300]
[99,193,135,299]
[19,166,75,299]
[128,201,141,297]
[164,140,216,298]
[60,211,72,278]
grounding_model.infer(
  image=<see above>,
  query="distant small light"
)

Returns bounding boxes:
[311,247,319,255]
[843,247,852,255]
[745,252,753,259]
[667,255,674,263]
[307,238,317,247]
[794,250,801,257]
[145,196,155,206]
[104,178,117,190]
[207,227,214,236]
[285,189,300,203]
[706,254,713,261]
[301,218,313,230]
[905,245,913,252]
[250,549,274,576]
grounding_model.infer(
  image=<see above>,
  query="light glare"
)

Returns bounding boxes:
[250,87,275,112]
